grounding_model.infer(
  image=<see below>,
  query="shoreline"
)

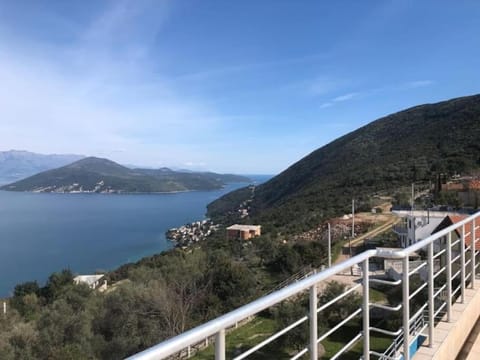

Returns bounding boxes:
[0,182,252,196]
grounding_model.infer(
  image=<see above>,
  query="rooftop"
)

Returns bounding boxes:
[73,274,104,287]
[226,224,261,231]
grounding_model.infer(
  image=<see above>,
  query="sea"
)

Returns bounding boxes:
[0,175,271,297]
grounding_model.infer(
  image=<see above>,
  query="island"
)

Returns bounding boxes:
[0,157,251,193]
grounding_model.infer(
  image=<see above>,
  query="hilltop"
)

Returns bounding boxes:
[208,94,480,232]
[0,157,251,193]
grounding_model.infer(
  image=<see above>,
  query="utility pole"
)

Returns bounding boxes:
[328,223,332,268]
[3,301,6,316]
[350,199,355,276]
[351,199,355,256]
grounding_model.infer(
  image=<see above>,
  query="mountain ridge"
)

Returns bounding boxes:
[0,150,85,185]
[208,94,480,231]
[1,157,251,193]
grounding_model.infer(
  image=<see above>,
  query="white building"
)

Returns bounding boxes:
[73,274,107,291]
[393,214,444,248]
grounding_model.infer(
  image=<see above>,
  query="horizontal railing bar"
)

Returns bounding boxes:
[233,315,308,360]
[371,303,402,312]
[452,269,461,280]
[317,283,362,313]
[409,304,428,325]
[290,347,308,360]
[370,350,400,360]
[434,302,447,319]
[433,248,446,259]
[330,332,362,360]
[370,278,402,286]
[370,327,402,337]
[419,323,429,336]
[452,285,461,298]
[452,254,461,264]
[317,308,362,343]
[409,261,427,276]
[409,282,428,300]
[434,284,447,298]
[451,238,461,248]
[434,266,446,279]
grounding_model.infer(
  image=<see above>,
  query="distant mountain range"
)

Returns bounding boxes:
[0,150,85,185]
[208,94,480,231]
[0,157,251,193]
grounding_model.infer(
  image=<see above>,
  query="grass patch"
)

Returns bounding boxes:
[191,315,292,360]
[320,324,392,359]
[369,287,388,303]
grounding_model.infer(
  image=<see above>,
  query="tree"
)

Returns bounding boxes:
[318,281,362,327]
[42,269,74,302]
[274,300,308,351]
[268,245,302,275]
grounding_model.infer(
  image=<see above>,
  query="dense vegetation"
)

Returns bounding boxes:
[209,94,480,231]
[1,157,250,193]
[0,230,329,359]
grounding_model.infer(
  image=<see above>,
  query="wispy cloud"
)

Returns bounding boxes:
[175,53,330,83]
[332,92,359,102]
[309,76,347,96]
[319,91,361,109]
[319,102,334,109]
[403,80,435,89]
[319,79,436,110]
[0,0,224,168]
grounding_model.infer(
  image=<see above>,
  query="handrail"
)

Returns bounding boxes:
[125,249,375,360]
[127,211,480,360]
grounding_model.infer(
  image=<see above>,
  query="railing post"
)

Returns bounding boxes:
[362,259,370,360]
[473,218,477,289]
[309,284,318,360]
[403,256,410,360]
[428,242,434,347]
[446,232,452,322]
[215,329,225,360]
[461,223,466,303]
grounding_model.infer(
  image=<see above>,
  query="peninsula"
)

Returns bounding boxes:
[0,157,251,193]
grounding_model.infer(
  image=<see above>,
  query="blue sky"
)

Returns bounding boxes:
[0,1,479,174]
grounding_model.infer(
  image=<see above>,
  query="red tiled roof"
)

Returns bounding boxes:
[468,180,480,190]
[447,215,480,251]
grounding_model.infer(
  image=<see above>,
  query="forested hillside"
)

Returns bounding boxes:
[209,94,480,232]
[1,157,250,193]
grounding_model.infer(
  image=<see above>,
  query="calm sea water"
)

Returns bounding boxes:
[0,175,271,296]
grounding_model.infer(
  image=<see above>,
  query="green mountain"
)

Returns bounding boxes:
[1,157,251,193]
[208,94,480,232]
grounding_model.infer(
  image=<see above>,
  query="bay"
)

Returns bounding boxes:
[0,175,271,296]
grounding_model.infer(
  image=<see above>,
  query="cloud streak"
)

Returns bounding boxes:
[319,80,435,110]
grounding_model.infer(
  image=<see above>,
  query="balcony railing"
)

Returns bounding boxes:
[127,211,480,360]
[392,224,408,235]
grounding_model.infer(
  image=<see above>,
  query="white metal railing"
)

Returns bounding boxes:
[127,212,480,360]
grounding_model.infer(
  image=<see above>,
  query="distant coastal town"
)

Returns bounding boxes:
[166,219,219,247]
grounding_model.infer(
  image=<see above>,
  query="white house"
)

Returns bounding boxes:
[73,274,107,291]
